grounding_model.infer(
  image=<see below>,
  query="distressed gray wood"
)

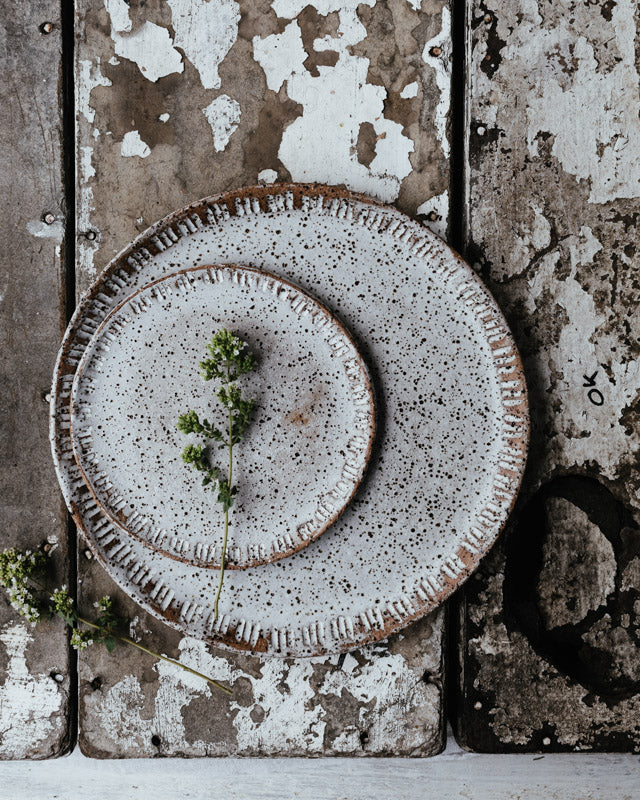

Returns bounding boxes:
[456,0,640,751]
[75,0,450,757]
[0,3,72,759]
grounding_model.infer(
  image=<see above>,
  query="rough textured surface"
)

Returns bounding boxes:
[70,264,376,571]
[0,2,72,759]
[456,0,640,751]
[75,0,450,755]
[79,561,444,757]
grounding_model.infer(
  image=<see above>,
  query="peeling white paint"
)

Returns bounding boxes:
[422,6,451,158]
[158,113,170,123]
[89,638,323,754]
[405,0,422,9]
[504,203,552,280]
[417,189,449,239]
[252,22,307,93]
[0,623,63,759]
[400,81,419,99]
[113,23,184,82]
[104,0,131,33]
[488,0,640,204]
[26,220,64,241]
[273,0,364,15]
[167,0,240,90]
[104,0,184,84]
[526,226,640,476]
[202,95,241,152]
[253,2,414,203]
[121,130,151,158]
[78,144,99,278]
[231,658,325,753]
[77,59,111,125]
[258,168,278,184]
[319,651,437,752]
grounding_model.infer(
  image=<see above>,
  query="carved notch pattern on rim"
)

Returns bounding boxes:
[69,264,376,570]
[51,185,529,657]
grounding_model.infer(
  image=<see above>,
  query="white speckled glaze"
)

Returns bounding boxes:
[51,185,529,657]
[69,265,375,569]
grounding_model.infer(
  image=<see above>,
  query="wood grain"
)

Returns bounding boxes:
[455,0,640,752]
[0,2,72,759]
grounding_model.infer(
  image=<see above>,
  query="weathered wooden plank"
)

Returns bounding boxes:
[456,0,640,751]
[0,3,72,759]
[5,748,640,800]
[75,0,451,756]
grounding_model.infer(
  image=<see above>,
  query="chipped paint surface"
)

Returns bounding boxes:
[0,624,65,759]
[81,613,442,756]
[422,7,451,158]
[0,3,71,758]
[77,59,111,124]
[416,189,449,239]
[26,220,65,241]
[111,26,183,82]
[74,0,451,756]
[253,2,414,202]
[104,0,183,82]
[459,0,640,752]
[258,168,278,184]
[401,81,419,99]
[167,0,240,90]
[121,130,151,158]
[202,95,241,152]
[523,0,640,204]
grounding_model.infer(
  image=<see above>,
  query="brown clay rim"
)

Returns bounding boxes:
[51,183,530,657]
[68,263,376,571]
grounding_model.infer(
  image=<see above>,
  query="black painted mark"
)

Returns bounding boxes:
[503,475,640,701]
[583,371,604,406]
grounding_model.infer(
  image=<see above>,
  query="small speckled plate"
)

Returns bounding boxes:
[51,185,529,658]
[69,265,375,569]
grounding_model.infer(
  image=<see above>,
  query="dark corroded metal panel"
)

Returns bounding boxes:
[457,0,640,751]
[0,3,72,758]
[75,0,450,756]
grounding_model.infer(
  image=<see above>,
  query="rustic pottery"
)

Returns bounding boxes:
[69,264,375,569]
[51,184,529,658]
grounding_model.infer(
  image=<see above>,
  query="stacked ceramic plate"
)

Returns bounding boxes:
[51,184,528,658]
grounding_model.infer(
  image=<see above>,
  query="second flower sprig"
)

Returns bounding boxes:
[177,329,256,620]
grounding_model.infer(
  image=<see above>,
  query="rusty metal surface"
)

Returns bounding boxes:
[0,2,72,759]
[456,0,640,751]
[74,0,453,755]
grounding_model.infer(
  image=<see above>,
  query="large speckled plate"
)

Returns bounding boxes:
[69,265,375,570]
[51,184,529,658]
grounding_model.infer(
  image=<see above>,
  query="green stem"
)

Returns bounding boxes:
[27,577,232,696]
[77,616,232,695]
[213,376,233,621]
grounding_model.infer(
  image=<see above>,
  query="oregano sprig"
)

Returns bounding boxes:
[0,547,231,694]
[177,329,256,620]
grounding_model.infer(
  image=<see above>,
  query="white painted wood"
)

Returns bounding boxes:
[2,737,639,800]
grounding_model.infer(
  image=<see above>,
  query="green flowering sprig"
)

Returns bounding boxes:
[177,329,256,619]
[0,547,231,694]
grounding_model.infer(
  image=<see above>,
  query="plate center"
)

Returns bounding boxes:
[70,265,375,569]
